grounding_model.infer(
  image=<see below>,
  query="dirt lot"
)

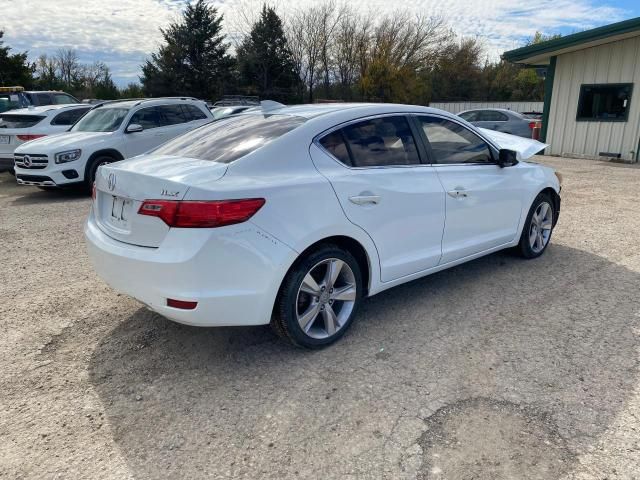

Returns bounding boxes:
[1,156,640,480]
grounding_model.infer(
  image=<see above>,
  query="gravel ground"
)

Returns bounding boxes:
[1,156,640,480]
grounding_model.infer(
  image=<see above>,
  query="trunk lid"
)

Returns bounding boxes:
[94,155,228,247]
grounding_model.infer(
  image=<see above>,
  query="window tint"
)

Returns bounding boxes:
[577,83,633,121]
[36,93,52,105]
[459,111,479,122]
[158,105,187,126]
[319,130,352,166]
[184,104,208,120]
[129,107,162,130]
[419,117,493,164]
[53,93,76,104]
[0,114,45,128]
[153,114,306,163]
[51,107,90,126]
[477,110,508,122]
[340,116,419,167]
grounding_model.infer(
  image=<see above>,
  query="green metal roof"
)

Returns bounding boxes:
[503,17,640,66]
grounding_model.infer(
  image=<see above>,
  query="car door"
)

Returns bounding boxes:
[123,107,167,157]
[417,115,525,264]
[310,115,446,282]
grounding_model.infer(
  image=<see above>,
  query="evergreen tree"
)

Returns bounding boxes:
[0,31,34,87]
[236,5,300,102]
[140,0,234,100]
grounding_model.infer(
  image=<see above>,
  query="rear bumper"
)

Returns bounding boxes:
[84,208,297,327]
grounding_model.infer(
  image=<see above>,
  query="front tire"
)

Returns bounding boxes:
[517,192,555,258]
[272,245,363,348]
[85,155,115,193]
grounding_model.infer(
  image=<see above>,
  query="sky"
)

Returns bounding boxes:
[2,0,640,87]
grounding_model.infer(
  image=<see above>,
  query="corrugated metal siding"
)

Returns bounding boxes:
[429,101,543,114]
[546,35,640,160]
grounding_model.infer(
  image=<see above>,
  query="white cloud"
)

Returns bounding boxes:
[0,0,629,85]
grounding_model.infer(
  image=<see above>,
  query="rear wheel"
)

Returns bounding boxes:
[517,192,555,258]
[272,245,362,348]
[85,155,115,193]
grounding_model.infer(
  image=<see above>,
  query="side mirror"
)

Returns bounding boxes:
[498,149,518,168]
[126,123,143,133]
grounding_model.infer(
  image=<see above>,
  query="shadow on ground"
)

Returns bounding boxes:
[83,245,640,479]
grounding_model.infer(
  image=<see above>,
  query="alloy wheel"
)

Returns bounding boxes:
[529,201,553,253]
[295,258,357,339]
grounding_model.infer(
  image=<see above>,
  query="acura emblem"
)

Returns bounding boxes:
[23,155,32,167]
[107,173,117,191]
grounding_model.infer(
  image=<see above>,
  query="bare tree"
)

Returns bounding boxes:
[55,48,80,89]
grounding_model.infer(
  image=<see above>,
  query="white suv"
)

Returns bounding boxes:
[13,98,213,189]
[0,104,91,173]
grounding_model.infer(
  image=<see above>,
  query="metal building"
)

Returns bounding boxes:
[504,17,640,162]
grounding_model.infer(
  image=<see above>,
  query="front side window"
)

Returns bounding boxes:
[153,114,306,163]
[53,93,76,104]
[36,93,52,105]
[419,116,493,164]
[51,108,90,126]
[129,107,163,130]
[577,83,633,121]
[183,104,208,121]
[459,111,479,122]
[337,116,420,167]
[72,108,128,132]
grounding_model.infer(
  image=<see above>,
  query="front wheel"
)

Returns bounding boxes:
[85,156,115,193]
[517,192,555,258]
[272,245,362,348]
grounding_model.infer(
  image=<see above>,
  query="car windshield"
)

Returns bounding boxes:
[72,108,128,132]
[153,114,306,163]
[0,94,22,113]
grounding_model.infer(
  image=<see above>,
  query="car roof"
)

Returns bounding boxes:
[0,103,88,115]
[98,98,204,110]
[459,108,520,115]
[238,103,458,120]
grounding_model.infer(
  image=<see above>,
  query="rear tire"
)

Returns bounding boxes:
[517,192,555,259]
[271,245,362,348]
[85,155,115,193]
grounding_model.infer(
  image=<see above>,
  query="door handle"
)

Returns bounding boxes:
[447,190,468,198]
[349,195,381,205]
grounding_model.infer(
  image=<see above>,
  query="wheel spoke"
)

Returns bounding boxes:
[540,203,550,220]
[322,305,338,335]
[541,220,553,230]
[529,227,538,248]
[324,259,344,289]
[330,284,356,302]
[300,273,321,295]
[537,231,544,249]
[298,303,320,332]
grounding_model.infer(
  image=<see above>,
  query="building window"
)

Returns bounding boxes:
[576,83,633,122]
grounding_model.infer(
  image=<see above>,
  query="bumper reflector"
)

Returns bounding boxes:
[167,298,198,310]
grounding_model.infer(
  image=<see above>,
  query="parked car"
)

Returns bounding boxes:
[458,108,541,138]
[0,86,79,113]
[85,103,561,348]
[13,97,212,190]
[0,104,91,174]
[210,105,255,120]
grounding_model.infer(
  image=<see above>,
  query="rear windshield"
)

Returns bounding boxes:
[0,114,45,128]
[153,114,306,163]
[72,108,129,132]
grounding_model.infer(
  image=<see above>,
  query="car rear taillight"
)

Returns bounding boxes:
[16,134,47,141]
[528,121,541,130]
[138,198,266,228]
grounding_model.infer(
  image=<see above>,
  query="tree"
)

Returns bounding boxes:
[428,38,485,101]
[236,5,300,102]
[140,0,234,100]
[0,31,34,87]
[119,82,144,99]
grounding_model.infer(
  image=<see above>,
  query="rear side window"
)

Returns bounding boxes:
[0,114,45,128]
[129,107,163,130]
[319,131,352,166]
[320,116,420,168]
[477,110,508,122]
[53,93,77,104]
[36,93,52,105]
[459,111,479,122]
[51,108,90,126]
[153,114,306,163]
[419,117,493,164]
[183,104,208,120]
[158,105,187,126]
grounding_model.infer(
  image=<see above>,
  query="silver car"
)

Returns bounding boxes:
[458,109,540,139]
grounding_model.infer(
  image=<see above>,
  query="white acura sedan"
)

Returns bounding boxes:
[85,103,561,348]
